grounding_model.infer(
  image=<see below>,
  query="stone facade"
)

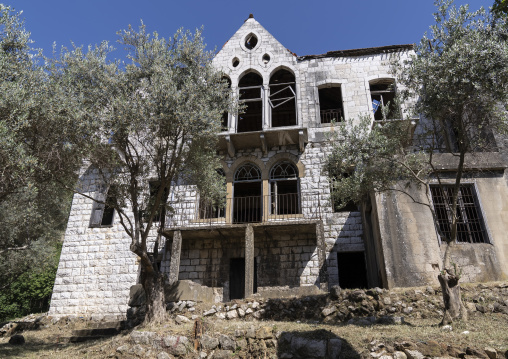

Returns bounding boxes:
[49,16,508,318]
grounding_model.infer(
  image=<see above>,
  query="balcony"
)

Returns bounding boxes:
[218,127,307,157]
[164,191,322,230]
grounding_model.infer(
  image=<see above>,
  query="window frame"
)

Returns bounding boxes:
[269,161,301,215]
[89,184,115,228]
[429,183,491,245]
[369,79,399,121]
[269,69,297,128]
[318,84,344,125]
[237,72,264,133]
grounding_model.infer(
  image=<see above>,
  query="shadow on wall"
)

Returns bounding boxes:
[277,329,360,359]
[325,211,374,289]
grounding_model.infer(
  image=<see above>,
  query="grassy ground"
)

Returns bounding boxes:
[0,311,506,358]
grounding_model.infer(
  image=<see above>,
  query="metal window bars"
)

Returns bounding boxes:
[430,185,488,244]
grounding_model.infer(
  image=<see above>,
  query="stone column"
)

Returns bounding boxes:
[245,224,255,297]
[168,230,182,285]
[316,221,329,290]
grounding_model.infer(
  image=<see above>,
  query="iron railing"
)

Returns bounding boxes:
[320,109,343,124]
[165,192,322,228]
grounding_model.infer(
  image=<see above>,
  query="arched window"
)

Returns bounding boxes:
[369,79,399,121]
[233,163,262,223]
[238,72,263,132]
[269,162,300,215]
[199,169,226,219]
[269,69,297,127]
[221,77,231,131]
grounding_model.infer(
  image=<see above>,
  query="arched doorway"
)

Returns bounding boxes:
[233,163,262,223]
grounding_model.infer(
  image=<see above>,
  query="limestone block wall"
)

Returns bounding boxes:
[49,167,138,319]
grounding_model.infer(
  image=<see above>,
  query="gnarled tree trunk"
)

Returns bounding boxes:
[142,271,167,325]
[438,269,467,325]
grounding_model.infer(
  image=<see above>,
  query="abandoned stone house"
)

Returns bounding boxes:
[49,15,508,319]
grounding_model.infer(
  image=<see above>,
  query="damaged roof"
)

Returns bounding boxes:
[298,44,414,60]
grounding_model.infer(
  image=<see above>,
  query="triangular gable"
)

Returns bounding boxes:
[213,15,297,74]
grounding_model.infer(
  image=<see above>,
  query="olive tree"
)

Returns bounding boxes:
[327,0,508,325]
[57,24,232,324]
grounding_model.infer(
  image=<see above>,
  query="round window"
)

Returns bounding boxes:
[245,33,258,50]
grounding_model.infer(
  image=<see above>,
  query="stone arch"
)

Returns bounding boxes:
[226,156,266,183]
[269,67,298,128]
[264,153,305,180]
[238,68,266,86]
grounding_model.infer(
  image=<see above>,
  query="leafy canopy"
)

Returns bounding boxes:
[328,0,508,222]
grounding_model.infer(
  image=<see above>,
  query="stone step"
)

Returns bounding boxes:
[71,327,120,337]
[87,321,125,330]
[68,335,108,343]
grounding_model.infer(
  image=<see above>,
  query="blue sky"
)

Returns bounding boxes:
[11,0,489,58]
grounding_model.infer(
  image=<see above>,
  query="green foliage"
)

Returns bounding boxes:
[398,0,508,153]
[327,116,429,209]
[0,241,61,321]
[493,0,508,18]
[328,0,508,224]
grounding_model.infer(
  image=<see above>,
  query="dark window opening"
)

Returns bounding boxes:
[101,192,115,226]
[238,72,263,132]
[199,169,226,219]
[233,163,262,223]
[244,33,258,50]
[221,77,232,131]
[430,185,488,244]
[269,69,296,128]
[262,54,270,64]
[270,162,300,215]
[337,252,368,289]
[319,86,343,124]
[232,57,239,68]
[90,184,116,228]
[370,80,398,121]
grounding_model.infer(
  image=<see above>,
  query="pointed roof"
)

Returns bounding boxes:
[213,15,297,72]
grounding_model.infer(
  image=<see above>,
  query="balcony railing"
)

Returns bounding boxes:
[165,192,322,228]
[320,109,343,124]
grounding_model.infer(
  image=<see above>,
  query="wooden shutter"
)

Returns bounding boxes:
[89,184,107,227]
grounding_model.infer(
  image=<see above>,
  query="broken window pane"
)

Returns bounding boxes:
[269,69,297,128]
[369,79,398,121]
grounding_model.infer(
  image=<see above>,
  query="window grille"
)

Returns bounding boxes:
[430,184,488,244]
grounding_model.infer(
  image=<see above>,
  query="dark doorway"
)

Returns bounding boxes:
[230,258,245,300]
[229,257,258,300]
[233,182,262,223]
[337,252,368,289]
